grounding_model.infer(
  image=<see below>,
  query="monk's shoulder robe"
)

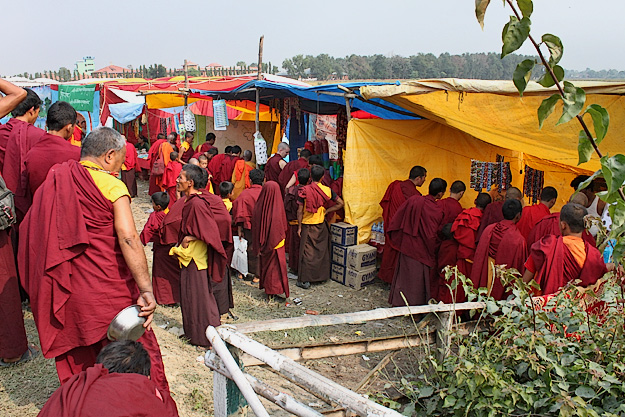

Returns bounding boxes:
[472,219,527,299]
[300,183,334,225]
[180,142,194,163]
[278,157,308,191]
[451,207,482,260]
[24,133,82,195]
[18,160,133,358]
[528,235,607,296]
[141,210,167,245]
[528,212,597,248]
[387,194,444,268]
[207,153,226,183]
[38,364,170,417]
[264,154,283,183]
[476,200,504,242]
[162,161,182,189]
[197,189,233,244]
[147,139,166,168]
[160,197,186,245]
[123,141,137,170]
[221,155,241,185]
[231,160,255,199]
[438,197,463,227]
[380,180,418,226]
[517,203,551,240]
[232,184,263,229]
[179,193,228,281]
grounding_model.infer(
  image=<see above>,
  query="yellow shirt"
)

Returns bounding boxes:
[169,240,208,270]
[222,198,233,212]
[301,183,332,225]
[80,161,130,203]
[181,141,191,153]
[275,239,285,250]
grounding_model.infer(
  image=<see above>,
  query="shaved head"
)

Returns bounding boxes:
[505,187,523,201]
[277,142,290,152]
[569,192,588,207]
[243,150,253,161]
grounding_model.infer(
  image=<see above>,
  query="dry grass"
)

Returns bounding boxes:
[0,179,410,416]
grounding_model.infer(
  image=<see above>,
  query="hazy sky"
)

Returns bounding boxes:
[3,0,624,76]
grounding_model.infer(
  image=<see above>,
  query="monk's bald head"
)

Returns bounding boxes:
[188,157,199,166]
[277,142,290,157]
[502,199,523,222]
[569,192,588,207]
[243,150,253,162]
[81,127,125,158]
[560,203,587,234]
[505,187,523,201]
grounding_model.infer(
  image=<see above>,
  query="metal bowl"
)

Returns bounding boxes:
[107,305,146,341]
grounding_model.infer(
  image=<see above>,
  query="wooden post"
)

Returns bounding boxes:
[436,312,453,362]
[255,35,264,133]
[184,59,189,107]
[206,352,324,417]
[207,326,270,417]
[217,327,403,417]
[344,96,352,121]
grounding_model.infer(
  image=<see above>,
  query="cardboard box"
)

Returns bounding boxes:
[331,222,358,247]
[330,263,377,290]
[332,244,377,270]
[330,263,346,284]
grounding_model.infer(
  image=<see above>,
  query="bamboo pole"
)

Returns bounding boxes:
[184,60,189,108]
[217,327,403,417]
[255,35,264,133]
[206,326,270,417]
[205,352,324,417]
[231,302,486,334]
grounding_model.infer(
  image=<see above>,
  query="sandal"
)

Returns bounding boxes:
[0,345,40,367]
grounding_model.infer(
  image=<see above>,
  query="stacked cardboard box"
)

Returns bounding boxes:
[330,223,377,290]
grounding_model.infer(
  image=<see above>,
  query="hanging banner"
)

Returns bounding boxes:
[58,84,96,111]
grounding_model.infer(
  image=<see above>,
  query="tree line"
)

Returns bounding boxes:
[282,52,625,81]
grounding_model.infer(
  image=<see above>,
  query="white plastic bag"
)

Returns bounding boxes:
[231,236,248,276]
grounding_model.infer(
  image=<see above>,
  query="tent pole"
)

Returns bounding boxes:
[184,59,189,107]
[255,35,264,133]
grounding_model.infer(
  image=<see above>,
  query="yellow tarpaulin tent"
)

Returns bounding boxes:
[344,79,625,242]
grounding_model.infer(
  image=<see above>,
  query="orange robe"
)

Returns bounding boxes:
[231,160,255,200]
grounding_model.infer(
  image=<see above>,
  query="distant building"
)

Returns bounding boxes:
[186,61,200,70]
[92,64,127,78]
[75,56,95,76]
[206,62,223,70]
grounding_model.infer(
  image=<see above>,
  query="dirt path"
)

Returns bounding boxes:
[0,179,412,416]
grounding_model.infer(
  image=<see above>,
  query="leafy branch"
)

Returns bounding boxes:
[476,0,625,261]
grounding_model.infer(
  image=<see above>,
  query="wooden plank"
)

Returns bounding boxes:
[354,350,398,393]
[240,333,435,366]
[231,302,486,334]
[206,353,324,417]
[217,327,404,417]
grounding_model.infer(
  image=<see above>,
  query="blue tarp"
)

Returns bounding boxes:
[109,103,144,124]
[190,81,419,120]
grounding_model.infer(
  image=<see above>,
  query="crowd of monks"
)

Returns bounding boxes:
[381,166,615,308]
[0,81,618,416]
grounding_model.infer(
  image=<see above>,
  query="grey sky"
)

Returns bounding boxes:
[3,0,623,76]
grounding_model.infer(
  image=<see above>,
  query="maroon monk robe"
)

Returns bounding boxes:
[18,160,172,401]
[387,194,443,306]
[284,184,303,273]
[207,153,227,189]
[527,212,596,248]
[436,239,460,304]
[178,193,228,347]
[121,141,138,197]
[38,364,173,417]
[472,219,527,300]
[517,202,551,240]
[451,207,482,303]
[162,160,182,203]
[196,143,216,154]
[475,200,504,242]
[147,139,166,195]
[278,157,309,193]
[140,210,180,306]
[196,189,235,316]
[438,197,463,226]
[24,132,81,199]
[221,155,241,185]
[252,182,289,297]
[264,153,284,183]
[180,143,194,163]
[379,179,420,284]
[232,184,263,276]
[0,228,28,359]
[1,118,45,220]
[528,235,607,296]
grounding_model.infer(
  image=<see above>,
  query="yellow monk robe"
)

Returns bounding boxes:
[231,160,255,200]
[222,198,233,212]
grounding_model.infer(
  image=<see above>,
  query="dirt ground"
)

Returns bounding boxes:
[0,179,417,416]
